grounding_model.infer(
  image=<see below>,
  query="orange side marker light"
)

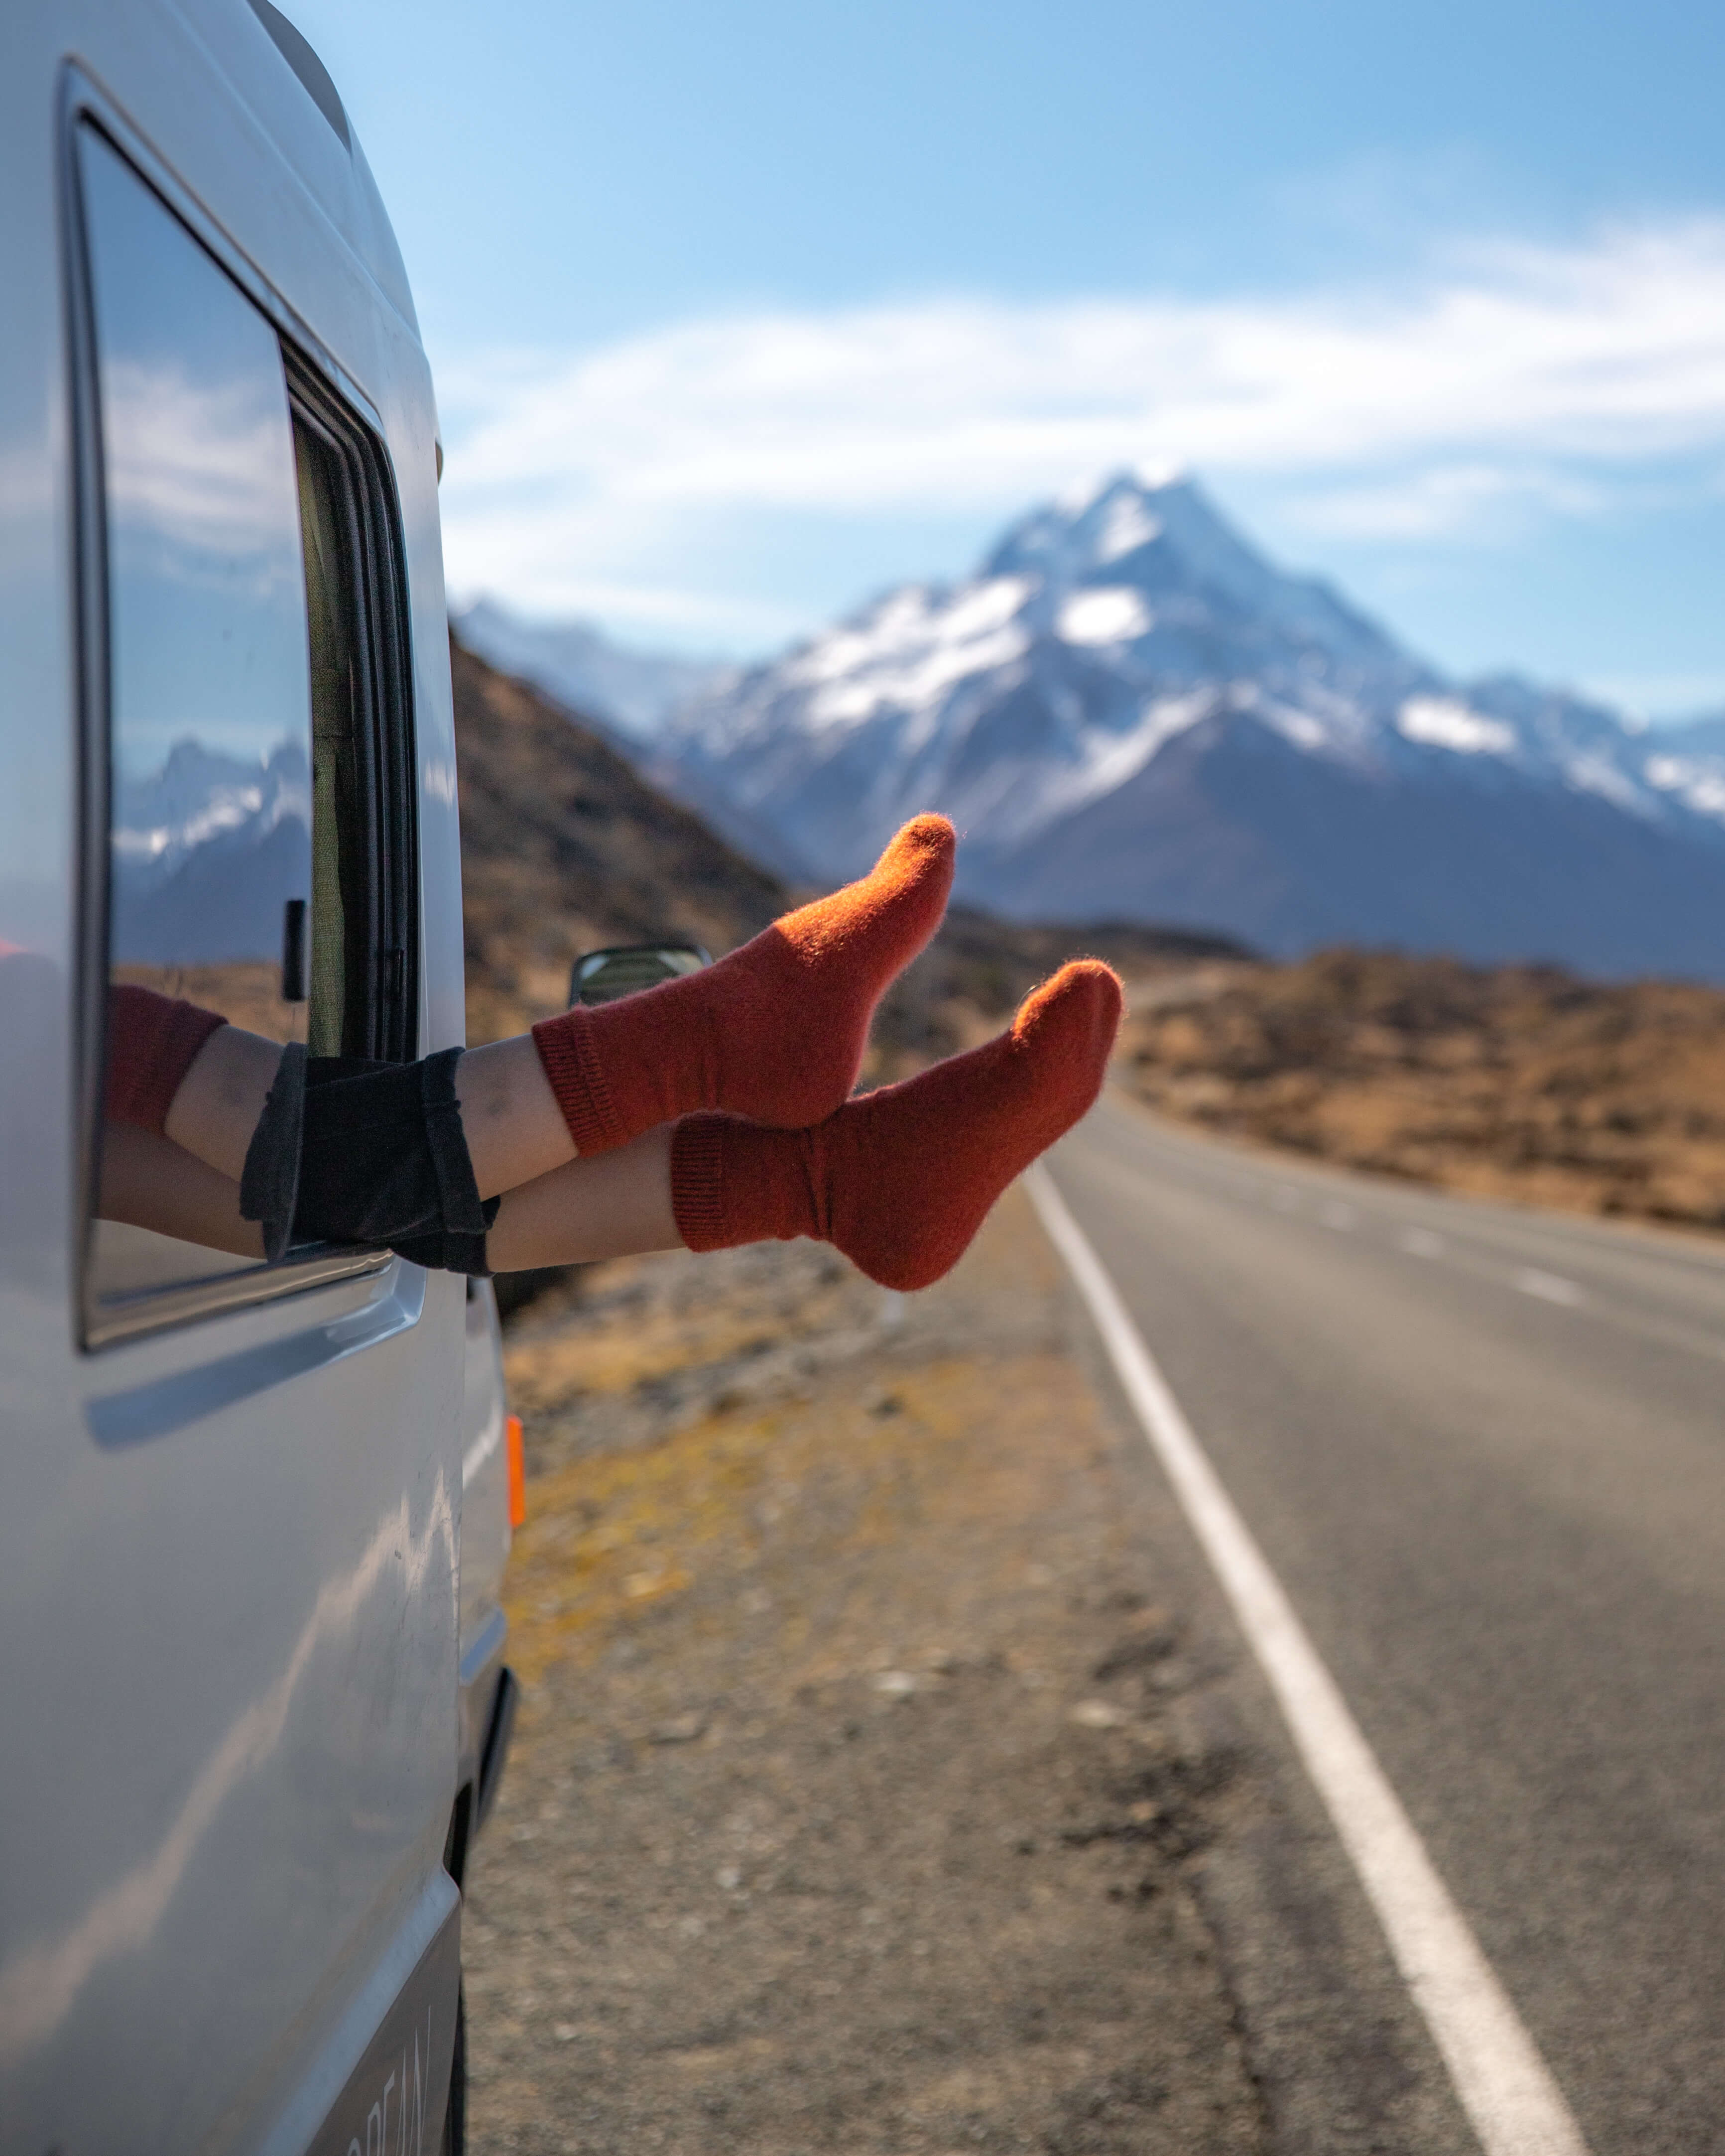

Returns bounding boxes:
[505,1412,526,1530]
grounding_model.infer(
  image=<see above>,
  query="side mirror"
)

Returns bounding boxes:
[568,943,712,1007]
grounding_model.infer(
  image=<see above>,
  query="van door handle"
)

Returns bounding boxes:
[282,897,308,1003]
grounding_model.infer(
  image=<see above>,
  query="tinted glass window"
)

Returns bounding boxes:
[81,134,317,1308]
[77,130,415,1338]
[86,132,314,1045]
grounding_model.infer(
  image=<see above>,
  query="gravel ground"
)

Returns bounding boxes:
[462,1187,1273,2155]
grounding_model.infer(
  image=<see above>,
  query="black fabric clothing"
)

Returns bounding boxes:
[239,1042,307,1264]
[241,1045,497,1275]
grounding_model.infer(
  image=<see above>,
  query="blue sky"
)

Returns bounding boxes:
[287,0,1725,714]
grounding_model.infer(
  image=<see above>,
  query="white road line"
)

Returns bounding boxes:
[1025,1163,1590,2156]
[1399,1226,1447,1259]
[1514,1269,1584,1307]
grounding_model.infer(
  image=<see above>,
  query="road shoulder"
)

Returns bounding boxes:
[465,1179,1474,2153]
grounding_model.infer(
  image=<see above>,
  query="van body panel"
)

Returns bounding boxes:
[460,1283,512,1796]
[0,5,493,2148]
[252,1877,460,2156]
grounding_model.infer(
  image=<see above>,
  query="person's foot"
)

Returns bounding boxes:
[671,959,1122,1290]
[531,816,956,1154]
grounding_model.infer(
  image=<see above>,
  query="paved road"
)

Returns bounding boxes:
[1048,1094,1725,2155]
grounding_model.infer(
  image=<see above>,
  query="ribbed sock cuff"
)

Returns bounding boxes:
[670,1112,733,1251]
[106,985,229,1134]
[531,1006,622,1155]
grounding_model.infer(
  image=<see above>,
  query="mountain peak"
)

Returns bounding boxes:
[656,469,1725,979]
[1053,462,1190,516]
[985,468,1214,586]
[981,469,1406,677]
[986,468,1288,596]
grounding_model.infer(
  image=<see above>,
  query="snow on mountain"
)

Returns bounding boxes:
[1640,712,1725,824]
[452,597,735,742]
[112,736,311,965]
[114,737,308,890]
[662,473,1725,979]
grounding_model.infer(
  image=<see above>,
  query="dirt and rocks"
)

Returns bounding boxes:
[460,1190,1274,2155]
[1120,948,1725,1231]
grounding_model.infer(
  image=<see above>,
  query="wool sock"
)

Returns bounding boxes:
[106,984,228,1134]
[531,815,956,1155]
[670,960,1121,1291]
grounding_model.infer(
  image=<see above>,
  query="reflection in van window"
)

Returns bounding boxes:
[81,131,313,1304]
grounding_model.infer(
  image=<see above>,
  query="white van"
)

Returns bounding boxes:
[0,3,515,2146]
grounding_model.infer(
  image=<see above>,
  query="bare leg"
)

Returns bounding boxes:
[137,816,958,1216]
[453,1034,576,1196]
[164,1025,284,1182]
[97,1123,265,1259]
[106,1096,669,1274]
[486,1125,681,1272]
[163,1026,573,1198]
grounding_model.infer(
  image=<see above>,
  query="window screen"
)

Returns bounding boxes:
[78,128,414,1336]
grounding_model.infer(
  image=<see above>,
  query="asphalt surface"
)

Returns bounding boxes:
[1047,1094,1725,2156]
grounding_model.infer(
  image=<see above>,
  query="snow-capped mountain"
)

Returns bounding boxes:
[663,474,1725,979]
[112,737,311,965]
[452,598,735,742]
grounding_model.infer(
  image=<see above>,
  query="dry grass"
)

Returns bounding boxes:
[463,1197,1269,2155]
[1120,948,1725,1228]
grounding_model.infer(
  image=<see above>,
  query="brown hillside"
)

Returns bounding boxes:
[452,631,1245,1064]
[454,637,787,1044]
[1120,949,1725,1230]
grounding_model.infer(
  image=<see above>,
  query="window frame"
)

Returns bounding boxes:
[64,81,421,1351]
[287,354,421,1066]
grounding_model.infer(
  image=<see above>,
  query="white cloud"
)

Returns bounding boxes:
[106,359,300,593]
[434,218,1725,636]
[1279,463,1606,541]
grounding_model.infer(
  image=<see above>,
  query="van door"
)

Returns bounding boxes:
[0,120,461,2153]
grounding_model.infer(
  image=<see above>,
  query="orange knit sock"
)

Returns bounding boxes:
[670,960,1122,1291]
[532,815,956,1154]
[106,984,229,1134]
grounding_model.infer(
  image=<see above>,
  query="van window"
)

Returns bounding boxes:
[77,128,415,1338]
